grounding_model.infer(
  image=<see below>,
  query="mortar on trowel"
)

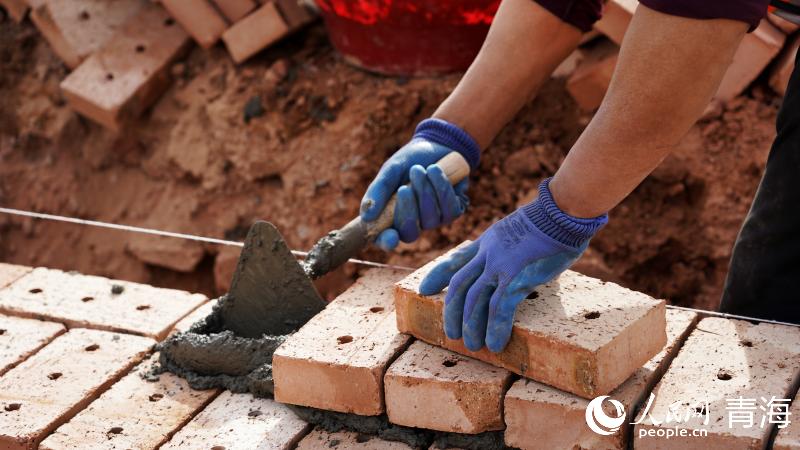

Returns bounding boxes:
[155,152,470,396]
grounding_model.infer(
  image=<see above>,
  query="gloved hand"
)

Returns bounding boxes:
[418,178,608,353]
[360,118,481,251]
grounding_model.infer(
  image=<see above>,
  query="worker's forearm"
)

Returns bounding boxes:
[433,0,583,149]
[549,5,748,218]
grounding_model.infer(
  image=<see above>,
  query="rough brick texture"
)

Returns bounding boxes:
[773,389,800,450]
[0,0,29,22]
[170,298,217,334]
[212,0,256,22]
[40,353,218,450]
[715,20,785,102]
[593,0,637,45]
[162,391,309,449]
[30,0,144,69]
[274,269,412,415]
[60,3,191,131]
[504,309,697,450]
[0,315,65,376]
[0,267,207,340]
[385,340,512,433]
[161,0,228,48]
[565,40,619,111]
[635,317,800,449]
[296,428,414,450]
[221,1,290,63]
[0,263,30,290]
[395,244,667,399]
[0,329,154,450]
[770,35,799,96]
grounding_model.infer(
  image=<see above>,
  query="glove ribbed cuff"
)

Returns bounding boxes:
[522,178,609,248]
[413,118,481,171]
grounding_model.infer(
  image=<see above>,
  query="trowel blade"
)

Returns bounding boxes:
[218,221,326,338]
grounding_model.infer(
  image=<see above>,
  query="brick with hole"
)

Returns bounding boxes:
[0,0,29,22]
[296,428,414,450]
[384,340,512,433]
[0,263,30,290]
[161,390,310,449]
[394,243,667,399]
[0,267,207,340]
[211,0,257,22]
[161,0,228,48]
[634,317,800,450]
[504,309,698,450]
[273,269,412,415]
[593,0,637,45]
[0,315,65,377]
[715,19,785,102]
[29,0,145,69]
[40,353,218,450]
[565,39,619,111]
[0,328,154,450]
[60,3,191,131]
[221,1,290,64]
[773,388,800,450]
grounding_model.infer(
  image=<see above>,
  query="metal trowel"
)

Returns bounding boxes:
[219,152,470,338]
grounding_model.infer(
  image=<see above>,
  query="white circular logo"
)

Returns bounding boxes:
[585,395,626,435]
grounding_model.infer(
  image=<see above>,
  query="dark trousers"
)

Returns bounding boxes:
[720,47,800,324]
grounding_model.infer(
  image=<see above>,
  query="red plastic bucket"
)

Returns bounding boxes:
[314,0,500,76]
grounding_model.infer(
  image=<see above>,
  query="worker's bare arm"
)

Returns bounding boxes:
[549,5,748,218]
[433,0,583,149]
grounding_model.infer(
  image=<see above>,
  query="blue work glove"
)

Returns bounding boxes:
[360,118,481,251]
[418,178,608,353]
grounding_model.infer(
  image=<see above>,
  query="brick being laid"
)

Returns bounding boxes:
[161,390,310,449]
[60,3,191,131]
[296,428,414,450]
[0,263,30,290]
[385,340,513,434]
[273,269,412,416]
[0,328,154,450]
[634,317,800,450]
[773,389,800,450]
[221,1,291,64]
[593,0,637,45]
[0,315,65,377]
[394,243,667,399]
[565,39,619,111]
[29,0,145,69]
[0,267,207,340]
[503,309,698,450]
[161,0,228,49]
[40,353,218,450]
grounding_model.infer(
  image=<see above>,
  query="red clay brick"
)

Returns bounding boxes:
[211,0,256,22]
[161,390,310,449]
[170,298,217,334]
[296,428,414,450]
[395,244,667,399]
[634,317,800,449]
[504,309,697,450]
[161,0,228,49]
[0,267,207,340]
[274,0,315,28]
[0,315,65,377]
[565,39,619,111]
[0,0,29,22]
[593,0,637,45]
[60,3,191,131]
[273,269,412,415]
[40,353,218,450]
[0,328,154,450]
[221,1,290,64]
[30,0,144,69]
[127,234,205,272]
[773,389,800,450]
[0,263,30,290]
[715,20,785,102]
[385,340,512,433]
[770,35,799,96]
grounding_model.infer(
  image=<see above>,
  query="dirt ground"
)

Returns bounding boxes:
[0,17,781,310]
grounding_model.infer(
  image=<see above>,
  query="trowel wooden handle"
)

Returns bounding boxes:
[364,152,471,240]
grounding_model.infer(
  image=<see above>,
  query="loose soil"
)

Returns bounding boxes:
[0,18,780,310]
